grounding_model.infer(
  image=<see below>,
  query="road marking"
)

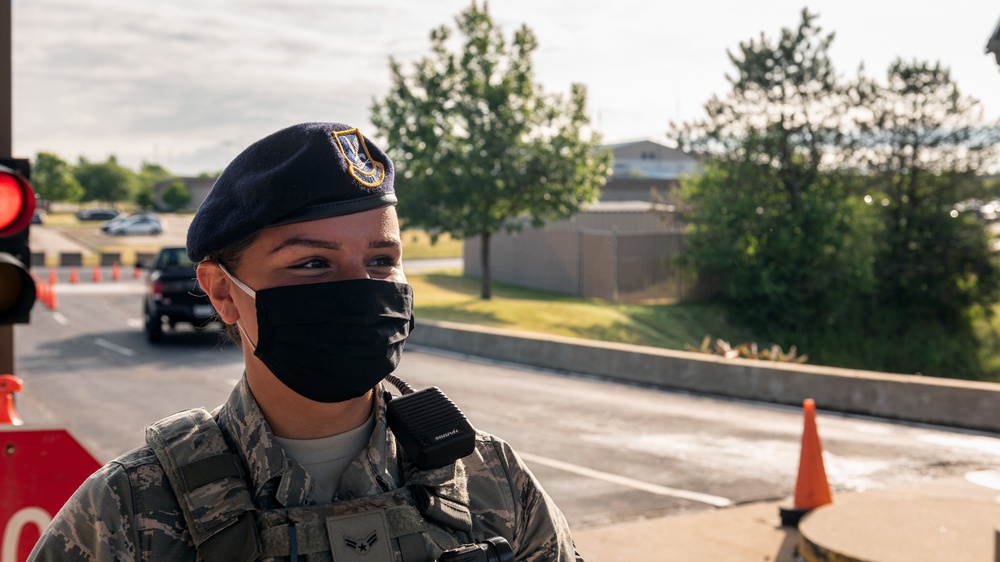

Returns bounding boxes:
[54,284,145,295]
[94,338,135,357]
[126,318,143,328]
[52,312,69,325]
[518,451,733,507]
[966,469,1000,491]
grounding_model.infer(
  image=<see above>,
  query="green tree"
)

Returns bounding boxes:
[371,1,610,299]
[32,152,84,202]
[73,156,136,204]
[675,9,871,330]
[135,162,172,209]
[854,60,1000,322]
[161,180,191,211]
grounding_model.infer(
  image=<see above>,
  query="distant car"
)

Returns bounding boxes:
[75,208,120,221]
[101,212,157,233]
[31,211,44,224]
[106,215,163,236]
[142,246,218,342]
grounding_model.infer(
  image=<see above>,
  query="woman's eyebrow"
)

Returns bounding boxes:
[370,239,401,249]
[269,237,341,254]
[268,237,400,254]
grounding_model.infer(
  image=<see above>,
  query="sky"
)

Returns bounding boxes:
[12,0,1000,176]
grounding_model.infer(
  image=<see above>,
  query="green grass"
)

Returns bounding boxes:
[409,272,757,351]
[409,271,1000,382]
[401,230,463,259]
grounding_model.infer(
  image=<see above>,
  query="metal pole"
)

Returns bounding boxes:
[0,0,13,375]
[610,229,618,303]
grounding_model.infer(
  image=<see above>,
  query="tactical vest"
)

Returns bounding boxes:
[146,408,491,562]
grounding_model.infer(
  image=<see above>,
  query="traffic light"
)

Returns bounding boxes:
[0,158,35,324]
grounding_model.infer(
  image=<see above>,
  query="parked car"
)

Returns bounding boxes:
[75,208,120,221]
[101,212,158,233]
[31,211,44,224]
[105,215,163,236]
[142,246,218,342]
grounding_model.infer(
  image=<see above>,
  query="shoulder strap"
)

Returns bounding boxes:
[146,408,261,562]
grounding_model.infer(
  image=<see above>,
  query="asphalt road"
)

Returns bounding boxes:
[12,276,1000,530]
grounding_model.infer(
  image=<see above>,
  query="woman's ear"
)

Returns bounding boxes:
[197,262,240,324]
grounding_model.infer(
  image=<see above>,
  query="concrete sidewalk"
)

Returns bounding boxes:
[573,499,799,561]
[572,472,1000,562]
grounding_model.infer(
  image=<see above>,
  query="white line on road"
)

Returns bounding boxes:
[52,312,69,325]
[966,469,1000,491]
[94,338,136,357]
[518,451,733,508]
[54,283,145,295]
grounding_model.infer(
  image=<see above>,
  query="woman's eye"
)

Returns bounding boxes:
[368,256,397,268]
[296,258,329,269]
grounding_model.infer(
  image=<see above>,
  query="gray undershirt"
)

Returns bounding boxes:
[274,410,376,502]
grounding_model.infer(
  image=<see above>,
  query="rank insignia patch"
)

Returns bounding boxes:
[332,128,386,188]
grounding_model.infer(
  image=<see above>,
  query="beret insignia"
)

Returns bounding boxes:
[332,128,385,189]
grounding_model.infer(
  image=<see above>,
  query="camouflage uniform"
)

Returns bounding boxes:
[29,378,582,562]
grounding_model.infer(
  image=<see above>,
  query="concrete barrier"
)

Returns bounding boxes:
[409,319,1000,433]
[135,252,156,267]
[58,252,83,266]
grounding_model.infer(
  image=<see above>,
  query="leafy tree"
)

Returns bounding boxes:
[371,1,610,299]
[73,156,136,204]
[32,152,84,202]
[161,180,191,211]
[853,60,1000,322]
[675,9,871,329]
[135,162,173,210]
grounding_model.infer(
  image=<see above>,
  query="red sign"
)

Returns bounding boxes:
[0,429,101,562]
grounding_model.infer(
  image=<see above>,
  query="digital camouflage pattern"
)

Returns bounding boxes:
[28,378,583,562]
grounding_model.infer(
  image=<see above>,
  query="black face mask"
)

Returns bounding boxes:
[223,267,414,403]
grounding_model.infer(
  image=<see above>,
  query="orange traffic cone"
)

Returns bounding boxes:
[48,285,58,310]
[0,374,24,426]
[48,268,57,285]
[69,266,79,284]
[92,264,102,283]
[779,398,832,527]
[133,264,141,279]
[36,281,47,308]
[112,262,121,281]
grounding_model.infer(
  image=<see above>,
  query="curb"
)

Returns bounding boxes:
[408,319,1000,433]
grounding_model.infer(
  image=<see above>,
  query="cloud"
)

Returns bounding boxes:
[12,0,1000,175]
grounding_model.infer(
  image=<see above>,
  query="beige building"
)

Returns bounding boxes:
[601,140,701,203]
[461,140,715,302]
[153,177,216,212]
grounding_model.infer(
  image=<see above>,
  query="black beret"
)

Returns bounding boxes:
[186,122,396,262]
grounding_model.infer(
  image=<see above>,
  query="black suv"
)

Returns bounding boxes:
[142,246,218,342]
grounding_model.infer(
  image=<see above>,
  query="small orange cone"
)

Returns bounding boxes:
[0,375,24,426]
[780,398,832,527]
[36,282,47,308]
[92,264,102,283]
[48,285,58,310]
[112,262,121,281]
[69,266,79,284]
[48,268,57,285]
[133,264,142,279]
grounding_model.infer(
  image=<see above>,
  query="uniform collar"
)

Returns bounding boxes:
[215,376,401,507]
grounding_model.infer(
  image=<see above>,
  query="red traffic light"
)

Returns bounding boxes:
[0,167,34,237]
[0,162,36,324]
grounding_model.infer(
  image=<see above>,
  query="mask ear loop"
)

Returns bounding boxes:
[217,263,260,351]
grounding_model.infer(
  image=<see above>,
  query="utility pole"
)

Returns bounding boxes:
[0,0,13,375]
